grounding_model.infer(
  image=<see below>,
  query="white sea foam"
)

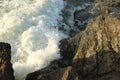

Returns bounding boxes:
[0,0,66,80]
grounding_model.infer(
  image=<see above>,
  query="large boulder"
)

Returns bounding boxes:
[0,42,15,80]
[72,14,120,80]
[26,66,78,80]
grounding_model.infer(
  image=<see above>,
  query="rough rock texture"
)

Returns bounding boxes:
[73,14,120,80]
[0,42,15,80]
[26,66,78,80]
[26,0,120,80]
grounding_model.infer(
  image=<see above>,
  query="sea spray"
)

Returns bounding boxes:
[0,0,66,80]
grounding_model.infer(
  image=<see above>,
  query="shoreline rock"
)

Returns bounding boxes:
[26,15,120,80]
[0,42,15,80]
[26,0,120,80]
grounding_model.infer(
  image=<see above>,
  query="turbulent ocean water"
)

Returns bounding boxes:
[0,0,66,80]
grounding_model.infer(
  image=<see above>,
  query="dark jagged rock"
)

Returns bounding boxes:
[61,0,95,35]
[73,8,93,31]
[26,66,78,80]
[74,9,92,22]
[0,42,15,80]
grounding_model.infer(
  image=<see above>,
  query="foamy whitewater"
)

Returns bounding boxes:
[0,0,66,80]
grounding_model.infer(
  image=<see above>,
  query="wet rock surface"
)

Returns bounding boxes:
[0,42,15,80]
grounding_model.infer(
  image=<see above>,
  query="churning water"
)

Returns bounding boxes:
[0,0,66,80]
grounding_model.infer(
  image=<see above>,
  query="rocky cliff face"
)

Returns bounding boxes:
[0,42,15,80]
[26,0,120,80]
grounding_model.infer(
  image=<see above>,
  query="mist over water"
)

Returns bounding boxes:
[0,0,66,80]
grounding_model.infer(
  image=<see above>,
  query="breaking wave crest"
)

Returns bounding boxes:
[0,0,66,80]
